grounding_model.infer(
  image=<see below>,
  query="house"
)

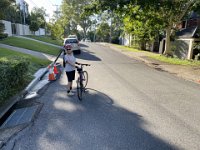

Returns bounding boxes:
[159,12,200,59]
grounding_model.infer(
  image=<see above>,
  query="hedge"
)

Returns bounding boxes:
[0,33,8,39]
[0,56,30,104]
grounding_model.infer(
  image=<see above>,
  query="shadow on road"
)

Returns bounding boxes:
[79,43,89,48]
[75,48,101,61]
[12,78,180,150]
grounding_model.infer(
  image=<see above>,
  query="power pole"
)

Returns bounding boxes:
[109,10,112,43]
[93,20,97,42]
[23,1,26,35]
[23,2,26,25]
[53,5,61,20]
[93,25,96,42]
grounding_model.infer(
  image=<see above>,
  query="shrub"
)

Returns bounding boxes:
[0,33,8,39]
[0,56,30,104]
[0,22,5,33]
[111,36,119,44]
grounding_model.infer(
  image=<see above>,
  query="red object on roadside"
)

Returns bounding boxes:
[53,64,59,74]
[48,65,56,81]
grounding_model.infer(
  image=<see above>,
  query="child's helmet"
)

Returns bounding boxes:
[64,44,72,50]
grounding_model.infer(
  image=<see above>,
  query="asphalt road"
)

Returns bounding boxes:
[11,43,200,150]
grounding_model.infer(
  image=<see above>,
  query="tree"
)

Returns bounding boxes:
[0,0,15,19]
[30,7,46,28]
[96,22,110,42]
[61,0,93,38]
[146,0,200,55]
[122,5,164,49]
[29,21,39,34]
[0,23,5,33]
[85,0,200,55]
[0,0,15,37]
[48,19,65,40]
[3,4,23,23]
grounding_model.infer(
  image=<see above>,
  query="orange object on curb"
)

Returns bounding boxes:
[53,64,59,74]
[48,65,56,81]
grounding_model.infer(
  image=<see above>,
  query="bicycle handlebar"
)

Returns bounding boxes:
[75,63,90,70]
[76,63,91,66]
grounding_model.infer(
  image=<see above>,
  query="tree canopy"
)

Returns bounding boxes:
[0,0,15,19]
[60,0,93,38]
[85,0,200,54]
[30,7,46,28]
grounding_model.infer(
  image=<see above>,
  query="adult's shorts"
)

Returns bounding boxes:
[66,70,75,82]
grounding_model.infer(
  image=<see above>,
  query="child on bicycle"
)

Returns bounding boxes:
[63,44,79,96]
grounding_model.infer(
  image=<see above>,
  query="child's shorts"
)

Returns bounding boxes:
[66,70,75,82]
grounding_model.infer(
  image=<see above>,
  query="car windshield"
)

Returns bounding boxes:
[65,39,78,44]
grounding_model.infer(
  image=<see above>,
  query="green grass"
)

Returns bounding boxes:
[111,44,200,66]
[148,53,200,66]
[0,36,61,56]
[0,47,51,74]
[25,35,63,46]
[111,44,142,52]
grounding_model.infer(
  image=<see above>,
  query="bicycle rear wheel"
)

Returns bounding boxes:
[77,77,83,101]
[82,71,88,88]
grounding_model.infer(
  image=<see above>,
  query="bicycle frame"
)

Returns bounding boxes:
[76,63,90,101]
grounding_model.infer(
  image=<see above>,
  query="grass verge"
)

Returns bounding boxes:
[111,44,142,52]
[0,36,61,56]
[25,35,63,46]
[148,54,200,66]
[0,47,51,73]
[111,43,200,66]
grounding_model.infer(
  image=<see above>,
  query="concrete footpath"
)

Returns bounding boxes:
[0,43,57,61]
[99,42,200,84]
[14,36,62,48]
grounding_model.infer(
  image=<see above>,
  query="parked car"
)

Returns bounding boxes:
[85,38,91,42]
[64,38,81,54]
[68,35,78,39]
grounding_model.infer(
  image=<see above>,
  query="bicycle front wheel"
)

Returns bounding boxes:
[77,77,83,101]
[82,71,88,88]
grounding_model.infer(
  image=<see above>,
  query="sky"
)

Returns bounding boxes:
[25,0,62,20]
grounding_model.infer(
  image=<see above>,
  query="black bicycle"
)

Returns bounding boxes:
[76,63,90,101]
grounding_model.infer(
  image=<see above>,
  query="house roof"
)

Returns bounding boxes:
[176,26,199,38]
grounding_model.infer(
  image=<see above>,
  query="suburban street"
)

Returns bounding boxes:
[11,43,200,150]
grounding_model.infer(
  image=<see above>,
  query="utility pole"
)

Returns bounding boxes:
[109,10,112,43]
[53,5,61,20]
[23,2,26,25]
[93,20,97,42]
[22,1,26,35]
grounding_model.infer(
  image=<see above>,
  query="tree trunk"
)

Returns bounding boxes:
[141,41,146,50]
[83,28,86,39]
[129,34,131,47]
[163,27,171,55]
